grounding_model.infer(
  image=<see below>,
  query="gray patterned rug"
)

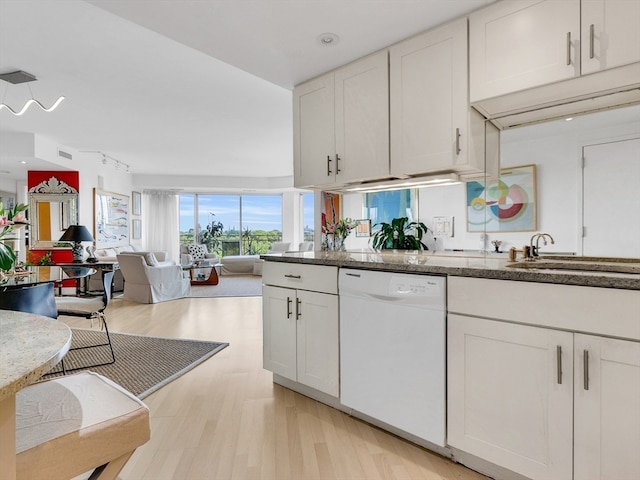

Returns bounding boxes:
[44,328,228,398]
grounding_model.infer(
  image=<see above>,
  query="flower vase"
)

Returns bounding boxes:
[334,236,344,251]
[325,233,335,251]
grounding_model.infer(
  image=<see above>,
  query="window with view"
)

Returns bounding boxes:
[364,189,418,227]
[179,194,283,257]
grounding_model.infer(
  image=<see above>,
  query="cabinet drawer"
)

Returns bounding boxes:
[263,262,338,294]
[448,276,640,340]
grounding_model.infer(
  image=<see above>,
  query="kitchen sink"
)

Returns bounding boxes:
[505,261,640,274]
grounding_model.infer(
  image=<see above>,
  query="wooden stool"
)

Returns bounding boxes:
[16,372,150,480]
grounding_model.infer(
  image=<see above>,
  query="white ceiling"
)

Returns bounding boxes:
[0,0,493,188]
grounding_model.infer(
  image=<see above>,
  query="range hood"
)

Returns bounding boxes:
[472,63,640,130]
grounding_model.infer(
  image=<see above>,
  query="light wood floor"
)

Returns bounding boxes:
[63,295,489,480]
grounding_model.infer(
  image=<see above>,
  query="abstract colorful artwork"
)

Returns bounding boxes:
[466,164,537,232]
[94,189,130,247]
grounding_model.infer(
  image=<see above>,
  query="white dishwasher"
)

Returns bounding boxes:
[339,268,446,446]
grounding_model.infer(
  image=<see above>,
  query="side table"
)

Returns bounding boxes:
[183,263,223,286]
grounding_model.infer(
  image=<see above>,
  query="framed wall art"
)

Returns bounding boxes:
[132,219,142,239]
[355,219,372,237]
[94,189,129,247]
[132,191,142,216]
[466,164,537,232]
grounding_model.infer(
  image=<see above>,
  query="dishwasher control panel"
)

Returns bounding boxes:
[389,274,442,297]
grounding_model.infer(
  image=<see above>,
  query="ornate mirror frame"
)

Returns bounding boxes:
[28,176,79,249]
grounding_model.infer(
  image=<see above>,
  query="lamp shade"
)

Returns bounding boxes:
[59,225,94,242]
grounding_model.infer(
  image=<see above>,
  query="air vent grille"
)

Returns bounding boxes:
[58,149,73,160]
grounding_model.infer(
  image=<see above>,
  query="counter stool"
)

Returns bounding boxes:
[16,371,150,480]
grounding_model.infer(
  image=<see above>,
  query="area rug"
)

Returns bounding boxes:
[45,329,229,399]
[190,274,263,298]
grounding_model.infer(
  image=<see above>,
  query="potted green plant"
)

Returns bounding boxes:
[370,217,430,251]
[198,213,224,255]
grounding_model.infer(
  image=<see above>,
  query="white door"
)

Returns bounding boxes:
[447,314,574,480]
[574,334,640,480]
[582,138,640,257]
[469,0,579,102]
[293,73,335,188]
[262,285,297,381]
[390,18,468,176]
[335,50,389,184]
[295,290,339,396]
[581,0,640,75]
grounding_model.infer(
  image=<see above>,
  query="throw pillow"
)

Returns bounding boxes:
[144,252,159,266]
[187,244,207,260]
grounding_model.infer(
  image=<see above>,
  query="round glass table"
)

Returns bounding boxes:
[0,311,72,479]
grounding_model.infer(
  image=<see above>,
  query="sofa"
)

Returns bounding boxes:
[116,252,190,303]
[91,244,143,291]
[231,242,294,276]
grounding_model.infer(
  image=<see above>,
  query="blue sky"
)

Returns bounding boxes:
[180,193,315,233]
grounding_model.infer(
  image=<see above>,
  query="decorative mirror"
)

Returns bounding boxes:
[28,176,79,249]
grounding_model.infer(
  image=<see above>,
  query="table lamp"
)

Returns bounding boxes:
[59,225,95,263]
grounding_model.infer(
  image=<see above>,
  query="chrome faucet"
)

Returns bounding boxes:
[530,233,555,257]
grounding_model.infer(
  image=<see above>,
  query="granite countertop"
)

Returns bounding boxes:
[261,250,640,290]
[0,312,71,402]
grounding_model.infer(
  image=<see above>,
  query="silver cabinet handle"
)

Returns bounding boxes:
[566,32,572,65]
[583,350,590,390]
[336,154,341,174]
[455,128,461,155]
[296,298,302,320]
[556,345,563,384]
[327,155,332,176]
[589,24,595,59]
[345,272,361,277]
[284,274,301,279]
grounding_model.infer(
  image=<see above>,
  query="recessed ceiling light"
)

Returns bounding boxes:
[565,117,574,121]
[317,33,340,47]
[19,160,27,164]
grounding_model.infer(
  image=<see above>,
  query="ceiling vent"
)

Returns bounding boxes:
[58,149,73,160]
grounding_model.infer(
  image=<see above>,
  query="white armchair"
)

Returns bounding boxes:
[180,244,219,266]
[117,252,190,304]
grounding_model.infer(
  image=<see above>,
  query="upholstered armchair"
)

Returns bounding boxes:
[117,252,190,304]
[180,244,219,266]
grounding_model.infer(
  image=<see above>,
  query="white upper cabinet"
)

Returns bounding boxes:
[470,0,580,103]
[390,18,476,176]
[581,0,640,75]
[293,51,389,188]
[470,0,640,104]
[293,73,335,188]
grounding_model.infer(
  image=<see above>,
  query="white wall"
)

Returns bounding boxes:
[342,106,640,254]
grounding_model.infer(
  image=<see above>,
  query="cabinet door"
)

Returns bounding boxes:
[390,18,468,176]
[335,50,389,184]
[469,0,579,102]
[582,0,640,75]
[296,290,339,396]
[574,334,640,480]
[448,314,573,480]
[293,73,335,188]
[262,285,297,381]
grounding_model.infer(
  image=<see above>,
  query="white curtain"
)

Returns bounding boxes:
[142,190,180,263]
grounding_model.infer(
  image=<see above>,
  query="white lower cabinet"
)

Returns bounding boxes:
[448,314,574,480]
[449,315,640,480]
[262,263,339,397]
[573,334,640,480]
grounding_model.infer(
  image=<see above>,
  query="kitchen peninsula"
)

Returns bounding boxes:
[261,251,640,480]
